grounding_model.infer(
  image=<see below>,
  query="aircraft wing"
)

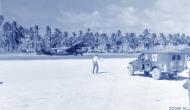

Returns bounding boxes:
[51,47,70,51]
[65,41,86,51]
[49,41,87,55]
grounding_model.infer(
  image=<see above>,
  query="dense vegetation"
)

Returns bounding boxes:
[0,15,190,54]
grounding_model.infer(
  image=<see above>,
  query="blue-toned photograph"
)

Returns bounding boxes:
[1,0,190,110]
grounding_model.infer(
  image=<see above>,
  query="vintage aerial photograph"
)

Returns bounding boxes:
[1,0,190,110]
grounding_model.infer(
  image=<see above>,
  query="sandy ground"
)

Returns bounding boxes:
[0,58,189,110]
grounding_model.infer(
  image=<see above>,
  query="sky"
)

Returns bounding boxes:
[1,0,190,35]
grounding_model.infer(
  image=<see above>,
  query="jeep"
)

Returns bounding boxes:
[127,50,188,80]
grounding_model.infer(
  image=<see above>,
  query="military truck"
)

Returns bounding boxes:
[127,50,188,80]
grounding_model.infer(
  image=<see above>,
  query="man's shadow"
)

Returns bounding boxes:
[0,82,3,84]
[96,71,108,74]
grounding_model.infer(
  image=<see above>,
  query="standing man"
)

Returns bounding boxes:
[183,70,190,106]
[92,54,99,74]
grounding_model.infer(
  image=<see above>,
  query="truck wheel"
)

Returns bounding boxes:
[144,71,150,76]
[152,68,161,80]
[128,65,134,76]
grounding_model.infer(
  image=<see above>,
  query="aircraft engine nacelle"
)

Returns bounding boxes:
[76,47,88,55]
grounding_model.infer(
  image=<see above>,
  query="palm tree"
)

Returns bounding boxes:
[110,33,116,51]
[63,31,69,46]
[143,29,150,36]
[126,33,139,51]
[99,33,108,52]
[2,22,12,52]
[43,26,52,52]
[16,26,25,52]
[30,25,40,52]
[78,30,83,41]
[150,33,157,49]
[87,28,90,33]
[0,15,4,52]
[142,29,151,50]
[115,30,123,52]
[11,21,20,52]
[51,28,63,48]
[0,15,4,26]
[159,33,167,48]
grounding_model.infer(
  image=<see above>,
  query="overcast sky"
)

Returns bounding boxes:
[1,0,190,34]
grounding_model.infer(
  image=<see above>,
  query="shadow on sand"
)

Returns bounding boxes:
[95,71,108,74]
[165,76,189,81]
[133,72,189,81]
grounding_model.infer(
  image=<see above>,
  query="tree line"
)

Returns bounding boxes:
[0,15,190,54]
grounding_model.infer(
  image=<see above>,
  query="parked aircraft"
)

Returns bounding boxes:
[37,41,88,56]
